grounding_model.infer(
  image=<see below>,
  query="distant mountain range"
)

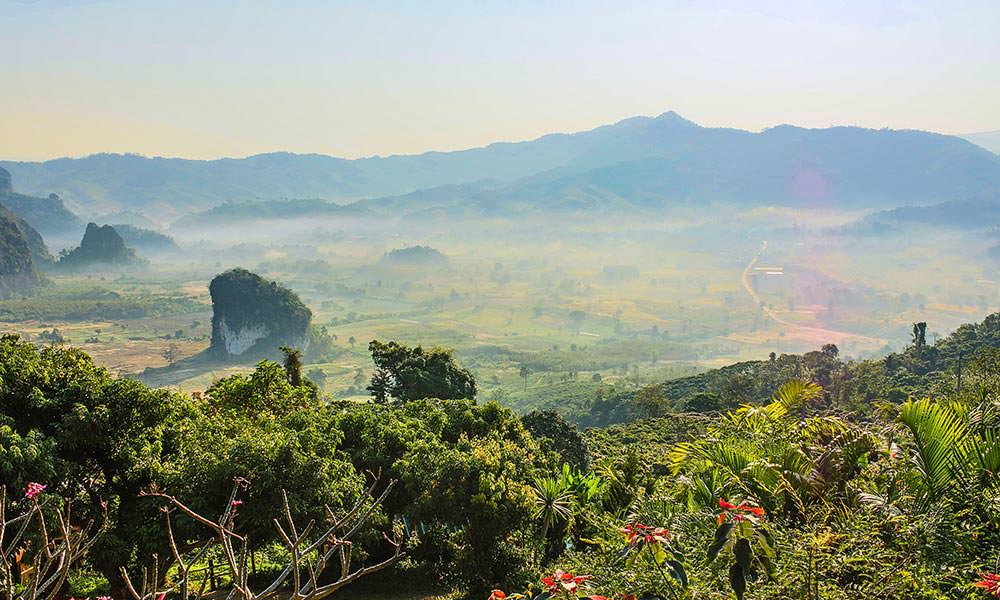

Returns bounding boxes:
[960,130,1000,154]
[847,193,1000,231]
[3,112,1000,223]
[0,167,82,238]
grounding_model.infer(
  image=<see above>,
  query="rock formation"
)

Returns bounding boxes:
[0,203,53,265]
[208,268,312,359]
[56,222,144,270]
[0,214,44,297]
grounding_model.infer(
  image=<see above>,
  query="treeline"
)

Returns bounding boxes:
[576,312,1000,427]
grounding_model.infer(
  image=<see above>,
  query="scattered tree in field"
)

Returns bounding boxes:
[520,364,532,391]
[366,339,476,403]
[162,342,181,365]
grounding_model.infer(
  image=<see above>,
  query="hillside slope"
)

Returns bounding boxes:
[0,166,82,238]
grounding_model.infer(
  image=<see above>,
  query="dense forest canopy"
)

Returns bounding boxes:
[2,308,999,599]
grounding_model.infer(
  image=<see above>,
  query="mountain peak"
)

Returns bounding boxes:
[652,111,698,127]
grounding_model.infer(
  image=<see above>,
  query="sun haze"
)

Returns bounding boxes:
[2,0,999,160]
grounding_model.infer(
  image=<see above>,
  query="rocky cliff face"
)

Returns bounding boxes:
[208,268,311,359]
[57,222,144,270]
[0,204,52,265]
[0,214,44,298]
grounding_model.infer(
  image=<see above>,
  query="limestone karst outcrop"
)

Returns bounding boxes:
[208,268,312,359]
[56,222,145,270]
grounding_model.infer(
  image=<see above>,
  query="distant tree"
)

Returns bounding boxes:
[682,391,722,412]
[569,310,586,327]
[280,346,304,387]
[521,410,590,470]
[348,335,357,349]
[520,364,531,391]
[633,384,669,418]
[366,340,477,403]
[822,343,839,358]
[306,367,327,388]
[591,372,602,383]
[162,342,181,365]
[912,322,928,353]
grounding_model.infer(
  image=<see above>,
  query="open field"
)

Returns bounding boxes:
[2,211,997,413]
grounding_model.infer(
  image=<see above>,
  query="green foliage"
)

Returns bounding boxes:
[0,287,200,322]
[0,213,43,298]
[521,410,590,470]
[367,339,477,403]
[0,337,363,587]
[5,314,1000,600]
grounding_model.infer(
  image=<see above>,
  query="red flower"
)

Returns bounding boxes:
[650,527,672,544]
[541,570,591,595]
[717,498,765,524]
[736,502,765,516]
[488,590,506,600]
[621,522,671,546]
[975,573,1000,597]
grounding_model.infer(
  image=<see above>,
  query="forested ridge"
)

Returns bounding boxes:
[1,311,999,600]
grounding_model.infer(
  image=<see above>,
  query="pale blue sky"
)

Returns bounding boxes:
[2,0,998,160]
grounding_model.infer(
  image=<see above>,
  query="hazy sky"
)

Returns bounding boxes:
[2,0,999,161]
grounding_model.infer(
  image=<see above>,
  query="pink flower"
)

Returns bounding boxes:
[97,596,113,600]
[24,482,46,499]
[231,500,243,507]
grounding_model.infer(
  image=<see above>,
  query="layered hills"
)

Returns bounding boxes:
[0,166,82,237]
[4,113,1000,222]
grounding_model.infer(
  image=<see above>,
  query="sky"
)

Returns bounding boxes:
[2,0,999,161]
